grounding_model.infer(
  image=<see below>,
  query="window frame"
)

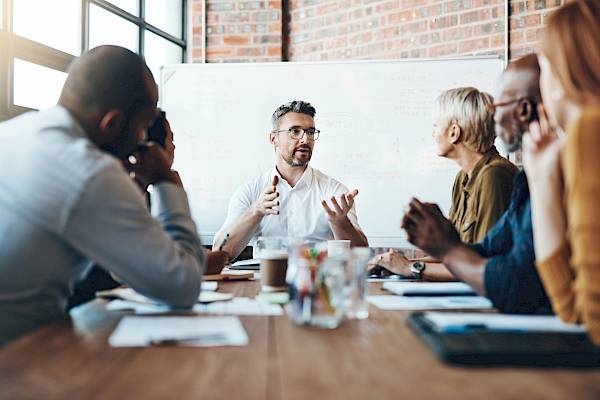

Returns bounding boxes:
[0,0,186,121]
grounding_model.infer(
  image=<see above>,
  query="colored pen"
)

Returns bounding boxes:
[219,233,230,251]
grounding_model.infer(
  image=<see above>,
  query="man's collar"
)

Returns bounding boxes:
[50,105,88,139]
[272,164,313,189]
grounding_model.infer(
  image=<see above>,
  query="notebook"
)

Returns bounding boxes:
[408,312,600,367]
[229,258,261,270]
[383,282,476,296]
[203,269,255,281]
[109,316,248,347]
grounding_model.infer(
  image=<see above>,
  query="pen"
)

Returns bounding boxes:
[149,333,227,346]
[438,324,528,334]
[404,292,477,297]
[219,233,230,252]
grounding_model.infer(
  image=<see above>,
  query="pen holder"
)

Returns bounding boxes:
[286,243,345,329]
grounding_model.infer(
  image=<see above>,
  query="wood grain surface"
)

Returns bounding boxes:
[1,281,599,400]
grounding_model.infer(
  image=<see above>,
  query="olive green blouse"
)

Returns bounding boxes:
[448,146,518,244]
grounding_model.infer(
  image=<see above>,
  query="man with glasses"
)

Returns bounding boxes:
[398,54,550,314]
[213,100,368,259]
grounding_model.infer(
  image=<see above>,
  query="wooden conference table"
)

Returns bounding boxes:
[1,281,600,400]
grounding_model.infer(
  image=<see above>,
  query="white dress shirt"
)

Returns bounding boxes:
[214,165,362,254]
[0,106,204,344]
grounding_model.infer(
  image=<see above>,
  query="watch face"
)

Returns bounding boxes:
[411,262,425,273]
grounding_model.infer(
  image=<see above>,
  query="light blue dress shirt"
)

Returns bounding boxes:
[0,106,204,344]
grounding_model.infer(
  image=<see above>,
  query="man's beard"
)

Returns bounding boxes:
[497,123,524,153]
[500,133,523,153]
[282,145,312,167]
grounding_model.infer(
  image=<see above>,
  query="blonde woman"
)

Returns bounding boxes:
[524,0,600,345]
[372,87,517,276]
[434,87,517,243]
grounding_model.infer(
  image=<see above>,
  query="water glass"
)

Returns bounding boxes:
[345,247,371,320]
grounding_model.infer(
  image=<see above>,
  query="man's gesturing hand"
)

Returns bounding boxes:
[252,175,280,217]
[321,189,359,226]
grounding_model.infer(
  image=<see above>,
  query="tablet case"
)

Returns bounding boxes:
[408,312,600,367]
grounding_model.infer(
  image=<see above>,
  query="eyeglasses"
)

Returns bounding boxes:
[486,96,535,112]
[272,127,320,141]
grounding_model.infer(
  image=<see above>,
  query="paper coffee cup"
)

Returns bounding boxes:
[327,240,351,258]
[259,250,288,292]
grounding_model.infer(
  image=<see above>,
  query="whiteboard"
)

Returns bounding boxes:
[160,57,504,247]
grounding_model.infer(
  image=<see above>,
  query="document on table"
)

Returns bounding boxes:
[107,297,283,316]
[229,258,261,270]
[203,269,255,281]
[197,297,283,315]
[368,295,493,310]
[422,312,586,334]
[97,286,232,305]
[382,282,475,296]
[109,316,249,347]
[201,282,218,291]
[368,275,418,283]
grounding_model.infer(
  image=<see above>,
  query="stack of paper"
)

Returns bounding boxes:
[97,287,233,304]
[107,297,283,316]
[108,316,249,347]
[198,297,283,316]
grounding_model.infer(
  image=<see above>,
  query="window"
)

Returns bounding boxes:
[146,0,183,39]
[0,0,186,119]
[144,30,184,83]
[13,0,81,56]
[13,59,68,110]
[89,3,138,52]
[105,0,138,16]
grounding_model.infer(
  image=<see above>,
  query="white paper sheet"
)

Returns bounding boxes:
[382,282,475,296]
[97,287,231,305]
[197,297,283,316]
[230,258,260,268]
[202,282,218,291]
[107,297,283,316]
[108,316,249,347]
[368,295,493,310]
[423,312,586,333]
[368,276,418,283]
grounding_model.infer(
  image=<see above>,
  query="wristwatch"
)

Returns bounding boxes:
[410,262,426,280]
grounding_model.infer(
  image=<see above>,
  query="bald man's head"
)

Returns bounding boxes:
[493,53,542,152]
[59,46,158,158]
[501,53,542,101]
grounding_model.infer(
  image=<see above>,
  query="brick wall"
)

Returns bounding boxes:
[189,0,283,62]
[509,0,563,59]
[189,0,564,63]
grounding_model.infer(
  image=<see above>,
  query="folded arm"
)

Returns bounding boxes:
[64,164,204,308]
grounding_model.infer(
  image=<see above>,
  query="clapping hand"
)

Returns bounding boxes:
[401,198,461,260]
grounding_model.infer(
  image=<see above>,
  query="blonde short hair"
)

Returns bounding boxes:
[433,87,496,153]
